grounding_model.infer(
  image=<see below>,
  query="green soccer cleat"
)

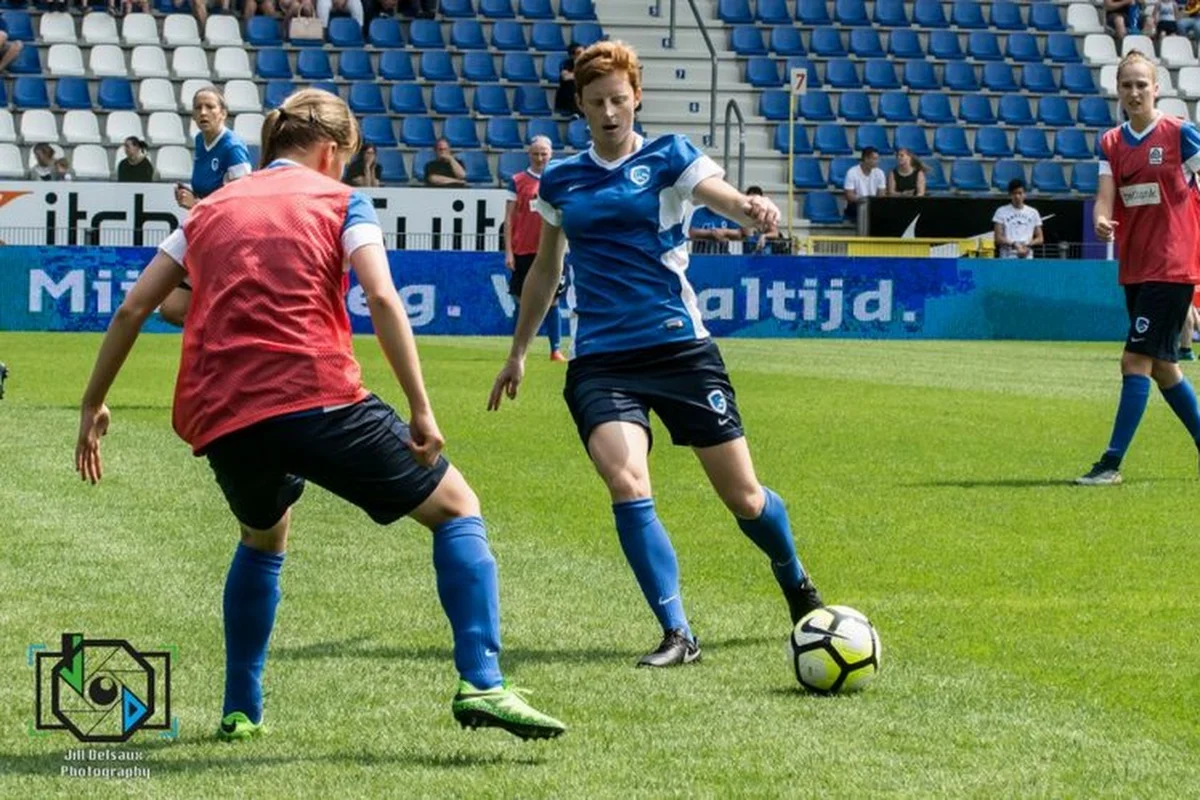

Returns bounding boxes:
[216,711,266,742]
[451,681,566,741]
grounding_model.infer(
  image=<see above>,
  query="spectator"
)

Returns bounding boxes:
[318,0,364,27]
[992,179,1044,259]
[399,0,436,16]
[424,138,466,187]
[362,0,398,32]
[555,43,584,117]
[109,0,151,15]
[194,0,233,33]
[344,143,382,187]
[0,12,24,74]
[1148,0,1179,38]
[29,143,56,181]
[1178,0,1200,38]
[244,0,280,22]
[843,146,886,223]
[279,0,317,18]
[54,156,74,182]
[118,137,156,183]
[744,185,786,253]
[887,147,927,197]
[688,204,744,254]
[1105,0,1141,44]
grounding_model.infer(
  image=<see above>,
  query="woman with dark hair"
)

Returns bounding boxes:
[117,137,155,183]
[343,143,382,187]
[554,43,584,117]
[887,148,926,197]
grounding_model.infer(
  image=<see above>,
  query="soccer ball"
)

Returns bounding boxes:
[790,605,881,694]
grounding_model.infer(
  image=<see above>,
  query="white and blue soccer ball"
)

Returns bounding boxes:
[790,605,881,694]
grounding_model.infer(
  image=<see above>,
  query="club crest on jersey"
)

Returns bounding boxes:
[629,165,651,187]
[707,390,728,415]
[211,157,220,171]
[1149,147,1164,166]
[1135,316,1151,334]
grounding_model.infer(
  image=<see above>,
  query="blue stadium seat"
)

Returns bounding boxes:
[486,117,523,148]
[814,123,851,155]
[498,150,527,183]
[731,25,767,55]
[770,26,805,55]
[440,0,475,16]
[804,191,842,224]
[879,92,915,122]
[409,19,445,48]
[757,0,790,24]
[929,30,964,61]
[377,149,409,184]
[515,85,551,115]
[348,82,386,114]
[1031,161,1068,194]
[951,0,986,28]
[991,160,1025,191]
[530,21,564,51]
[792,157,827,189]
[412,149,435,181]
[527,118,563,149]
[247,145,261,168]
[718,0,752,24]
[1061,63,1097,93]
[432,84,469,115]
[888,29,924,59]
[974,127,1012,158]
[913,0,948,27]
[796,0,831,25]
[864,59,899,89]
[369,18,403,48]
[362,116,398,147]
[959,95,996,125]
[55,77,91,110]
[760,90,792,120]
[461,151,494,184]
[1037,96,1072,126]
[246,15,282,46]
[402,116,437,147]
[567,117,590,149]
[14,76,48,109]
[380,50,415,81]
[443,116,481,149]
[463,51,499,82]
[746,57,782,87]
[904,60,939,90]
[474,85,512,117]
[263,80,295,110]
[451,19,487,49]
[774,123,813,153]
[311,81,340,97]
[572,22,604,46]
[1078,97,1114,127]
[420,50,457,82]
[894,125,931,156]
[481,0,514,17]
[945,61,979,92]
[561,0,596,20]
[829,156,858,188]
[951,160,988,192]
[518,0,553,18]
[1054,129,1090,159]
[1005,32,1041,63]
[297,49,333,80]
[1047,32,1081,63]
[1022,63,1057,94]
[98,77,135,110]
[786,57,820,87]
[834,0,869,26]
[919,94,955,124]
[256,49,291,79]
[934,127,971,156]
[2,9,34,41]
[967,31,1002,61]
[850,28,884,58]
[1015,128,1052,159]
[390,83,427,114]
[503,52,539,82]
[339,49,374,80]
[825,59,860,89]
[1072,162,1099,193]
[990,0,1023,30]
[800,90,835,120]
[839,91,875,122]
[543,51,567,81]
[982,62,1018,92]
[998,94,1034,126]
[873,0,908,26]
[810,28,845,57]
[328,17,363,47]
[855,124,892,154]
[1030,3,1064,31]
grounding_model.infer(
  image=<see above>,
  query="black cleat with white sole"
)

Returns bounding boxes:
[637,628,701,668]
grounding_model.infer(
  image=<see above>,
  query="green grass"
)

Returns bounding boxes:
[2,333,1199,798]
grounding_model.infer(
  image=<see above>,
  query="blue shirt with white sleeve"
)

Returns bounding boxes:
[191,127,253,199]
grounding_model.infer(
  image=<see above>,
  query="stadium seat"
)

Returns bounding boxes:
[1030,3,1064,31]
[380,50,415,81]
[98,78,135,111]
[1005,33,1041,63]
[1021,63,1057,94]
[487,117,523,149]
[515,86,551,116]
[401,116,437,147]
[1045,32,1082,65]
[1077,96,1115,127]
[827,156,857,189]
[567,117,590,149]
[246,16,281,46]
[1083,34,1118,66]
[205,15,243,46]
[770,26,804,56]
[461,150,493,184]
[796,0,832,25]
[481,0,514,17]
[998,94,1034,126]
[327,17,363,47]
[773,123,813,154]
[262,80,295,110]
[814,123,851,155]
[338,49,374,81]
[924,160,949,193]
[990,0,1023,30]
[1061,63,1098,94]
[473,83,511,115]
[1160,97,1189,119]
[7,43,39,74]
[82,11,120,45]
[1067,3,1104,34]
[718,0,752,24]
[888,29,923,60]
[255,49,291,80]
[409,19,444,48]
[519,0,553,17]
[362,116,398,147]
[951,160,987,192]
[451,19,487,50]
[48,44,86,77]
[137,78,175,111]
[803,191,842,224]
[1053,129,1089,159]
[919,94,955,124]
[934,127,971,156]
[991,160,1025,191]
[839,92,875,122]
[974,127,1011,158]
[1071,162,1099,193]
[1035,96,1071,127]
[746,57,782,87]
[432,84,469,115]
[180,78,212,113]
[755,0,789,24]
[39,11,75,43]
[894,125,931,156]
[786,57,819,87]
[731,25,767,56]
[368,17,403,48]
[443,115,481,149]
[1158,66,1180,97]
[834,0,869,26]
[864,59,899,89]
[2,9,33,41]
[904,61,939,90]
[913,0,948,27]
[531,21,565,51]
[298,49,333,80]
[1180,66,1200,98]
[55,77,91,110]
[105,110,143,144]
[1031,161,1068,194]
[960,95,996,125]
[1015,128,1052,159]
[146,111,186,146]
[458,51,495,82]
[220,80,260,115]
[879,92,915,123]
[376,149,408,183]
[527,118,562,149]
[348,82,386,114]
[542,51,567,82]
[72,144,110,180]
[232,113,264,147]
[172,46,211,80]
[492,20,529,50]
[163,14,201,46]
[20,110,59,144]
[825,59,860,89]
[760,90,790,120]
[496,150,525,182]
[873,0,908,26]
[1122,35,1157,62]
[561,0,596,19]
[797,90,834,121]
[507,52,544,83]
[13,77,48,109]
[951,0,986,29]
[1162,36,1199,68]
[945,62,979,92]
[420,50,457,82]
[967,31,1002,61]
[153,145,190,181]
[441,0,474,16]
[215,47,252,80]
[810,28,845,58]
[855,124,891,155]
[0,143,23,178]
[928,30,964,61]
[982,62,1018,93]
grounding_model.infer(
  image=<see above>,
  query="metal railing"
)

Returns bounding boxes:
[722,99,746,192]
[653,0,719,149]
[0,228,506,252]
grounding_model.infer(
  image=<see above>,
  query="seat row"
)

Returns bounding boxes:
[762,91,1115,128]
[776,123,1104,162]
[752,56,1098,94]
[792,156,1098,195]
[719,0,1068,31]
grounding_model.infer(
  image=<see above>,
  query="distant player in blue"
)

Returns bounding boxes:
[161,85,253,327]
[488,41,825,668]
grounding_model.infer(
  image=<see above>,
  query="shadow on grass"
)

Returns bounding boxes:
[902,478,1074,489]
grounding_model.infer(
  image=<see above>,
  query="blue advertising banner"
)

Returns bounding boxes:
[0,247,1128,341]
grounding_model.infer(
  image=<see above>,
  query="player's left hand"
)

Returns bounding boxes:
[487,356,525,411]
[407,409,445,468]
[75,403,110,484]
[742,194,781,232]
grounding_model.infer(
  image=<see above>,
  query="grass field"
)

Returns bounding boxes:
[2,332,1200,798]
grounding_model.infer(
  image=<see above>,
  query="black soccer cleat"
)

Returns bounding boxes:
[636,628,701,668]
[785,576,825,625]
[0,362,7,400]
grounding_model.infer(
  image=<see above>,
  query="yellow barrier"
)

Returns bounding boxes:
[799,236,995,258]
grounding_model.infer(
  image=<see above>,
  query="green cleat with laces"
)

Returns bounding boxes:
[216,711,266,742]
[451,681,566,741]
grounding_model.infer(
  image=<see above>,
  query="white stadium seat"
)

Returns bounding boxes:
[0,144,25,178]
[1159,97,1188,119]
[1067,2,1104,34]
[138,78,177,111]
[1179,66,1200,99]
[179,78,213,112]
[39,12,77,43]
[1084,33,1120,66]
[131,45,170,78]
[1161,35,1198,68]
[0,110,16,143]
[89,44,128,77]
[81,11,120,45]
[1099,64,1118,97]
[213,47,252,80]
[72,144,112,179]
[1157,66,1179,97]
[224,79,262,113]
[1122,35,1158,62]
[105,110,145,144]
[233,113,264,146]
[146,111,187,146]
[20,110,60,144]
[163,13,202,46]
[172,46,211,79]
[188,118,199,140]
[205,15,243,46]
[47,44,86,77]
[154,145,192,181]
[122,12,160,45]
[62,110,103,145]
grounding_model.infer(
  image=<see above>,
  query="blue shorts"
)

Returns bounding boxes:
[204,395,450,530]
[563,339,745,451]
[1123,282,1194,363]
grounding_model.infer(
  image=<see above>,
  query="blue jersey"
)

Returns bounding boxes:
[534,134,723,357]
[191,127,253,199]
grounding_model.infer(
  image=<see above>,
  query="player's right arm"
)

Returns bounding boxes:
[503,198,516,270]
[1094,173,1117,241]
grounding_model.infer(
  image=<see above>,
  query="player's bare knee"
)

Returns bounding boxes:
[1151,360,1182,387]
[602,466,650,502]
[722,486,764,520]
[411,467,481,529]
[1121,351,1153,376]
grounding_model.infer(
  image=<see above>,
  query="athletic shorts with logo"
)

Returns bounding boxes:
[1124,281,1195,362]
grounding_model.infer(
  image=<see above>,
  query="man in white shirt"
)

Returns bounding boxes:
[843,147,886,223]
[992,179,1044,259]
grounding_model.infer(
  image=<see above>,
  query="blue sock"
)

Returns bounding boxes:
[1162,377,1200,446]
[222,543,284,723]
[1104,374,1152,461]
[432,516,502,690]
[736,487,806,591]
[547,301,562,354]
[612,498,690,638]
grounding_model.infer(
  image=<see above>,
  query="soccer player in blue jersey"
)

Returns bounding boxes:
[161,86,254,327]
[488,41,824,667]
